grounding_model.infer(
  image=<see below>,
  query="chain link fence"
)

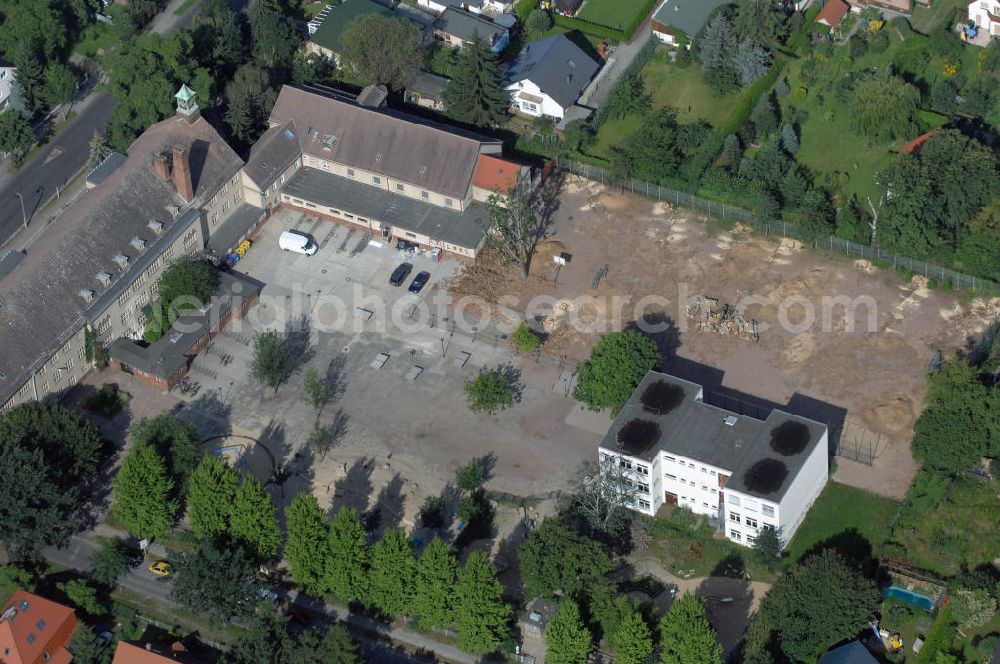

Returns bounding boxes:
[555,157,1000,294]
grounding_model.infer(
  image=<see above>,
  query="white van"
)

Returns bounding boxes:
[279,230,318,256]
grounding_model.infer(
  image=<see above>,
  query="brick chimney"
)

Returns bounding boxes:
[171,146,194,203]
[152,151,171,182]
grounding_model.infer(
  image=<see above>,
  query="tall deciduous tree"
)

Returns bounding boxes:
[847,68,919,144]
[230,475,281,561]
[957,200,1000,279]
[112,443,178,540]
[172,537,257,621]
[546,599,593,664]
[481,175,542,278]
[368,530,416,618]
[250,330,297,393]
[42,62,75,106]
[296,624,362,663]
[573,330,659,414]
[454,552,510,655]
[304,367,334,416]
[340,14,422,90]
[442,36,510,129]
[131,413,202,491]
[659,595,722,664]
[285,493,331,596]
[412,537,458,629]
[324,507,370,602]
[187,455,239,539]
[0,402,102,560]
[612,609,654,664]
[247,0,301,70]
[518,519,611,599]
[0,111,35,164]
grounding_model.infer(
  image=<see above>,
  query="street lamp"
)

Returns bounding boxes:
[15,192,26,230]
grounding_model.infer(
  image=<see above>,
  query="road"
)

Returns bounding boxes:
[0,0,216,248]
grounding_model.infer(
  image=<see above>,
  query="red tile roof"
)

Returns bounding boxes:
[815,0,850,27]
[900,130,937,155]
[0,590,77,664]
[472,154,523,193]
[112,642,180,664]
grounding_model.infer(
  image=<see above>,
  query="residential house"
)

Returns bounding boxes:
[112,641,206,663]
[0,62,16,112]
[0,590,77,664]
[434,7,510,53]
[815,0,851,28]
[819,641,881,664]
[651,0,731,45]
[0,86,247,413]
[505,34,601,120]
[969,0,1000,38]
[405,72,449,111]
[543,0,583,17]
[418,0,513,16]
[597,372,829,547]
[255,84,527,258]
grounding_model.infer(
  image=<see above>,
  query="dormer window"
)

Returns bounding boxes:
[130,237,146,251]
[79,289,94,302]
[113,254,129,269]
[148,220,163,235]
[96,272,112,286]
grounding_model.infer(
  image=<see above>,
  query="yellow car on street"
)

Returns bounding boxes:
[148,561,172,578]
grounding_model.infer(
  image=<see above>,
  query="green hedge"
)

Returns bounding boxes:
[593,35,657,126]
[914,604,956,664]
[720,58,785,135]
[620,0,659,41]
[553,13,625,41]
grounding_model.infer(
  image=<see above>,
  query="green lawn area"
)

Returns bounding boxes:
[173,0,198,15]
[73,22,118,59]
[909,0,964,33]
[785,482,900,563]
[956,612,1000,662]
[577,0,649,30]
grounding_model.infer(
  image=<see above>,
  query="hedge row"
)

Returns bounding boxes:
[619,0,659,42]
[719,57,786,135]
[913,604,955,664]
[553,13,625,41]
[592,35,657,127]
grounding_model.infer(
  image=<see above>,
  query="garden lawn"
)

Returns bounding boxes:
[909,0,964,33]
[73,23,118,58]
[785,482,900,563]
[577,0,650,31]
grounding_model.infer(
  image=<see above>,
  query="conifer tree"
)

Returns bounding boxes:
[412,537,458,629]
[454,552,510,654]
[186,455,238,540]
[284,494,330,596]
[612,609,654,664]
[367,530,416,618]
[546,599,593,664]
[229,475,281,561]
[324,507,370,602]
[443,35,510,129]
[112,443,178,540]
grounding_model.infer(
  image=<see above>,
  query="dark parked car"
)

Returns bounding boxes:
[389,262,413,286]
[124,549,144,568]
[408,271,431,293]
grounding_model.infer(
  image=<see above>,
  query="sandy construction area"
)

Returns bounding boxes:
[449,176,1000,499]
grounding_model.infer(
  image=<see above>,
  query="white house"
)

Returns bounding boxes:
[0,63,16,112]
[418,0,513,15]
[651,0,730,45]
[969,0,1000,38]
[597,372,829,548]
[504,34,600,120]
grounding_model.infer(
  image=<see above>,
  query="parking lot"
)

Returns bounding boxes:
[173,210,604,535]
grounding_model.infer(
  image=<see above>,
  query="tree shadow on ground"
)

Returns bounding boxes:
[286,314,315,369]
[176,386,233,439]
[799,527,885,582]
[330,457,375,517]
[695,575,756,662]
[369,472,406,538]
[495,363,525,403]
[626,312,682,365]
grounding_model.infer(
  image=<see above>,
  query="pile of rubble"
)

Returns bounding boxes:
[687,295,759,343]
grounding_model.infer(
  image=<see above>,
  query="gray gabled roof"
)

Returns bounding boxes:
[652,0,730,37]
[243,122,301,190]
[407,72,449,100]
[435,7,507,43]
[268,85,501,199]
[505,34,601,110]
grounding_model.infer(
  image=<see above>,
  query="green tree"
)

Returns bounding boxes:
[225,612,301,664]
[612,609,654,664]
[90,538,130,586]
[0,0,68,64]
[187,455,239,539]
[699,14,734,73]
[57,579,106,617]
[324,506,369,601]
[224,64,278,144]
[604,74,652,122]
[519,519,611,599]
[751,526,782,571]
[454,551,511,655]
[412,537,458,629]
[465,368,517,414]
[192,0,247,78]
[158,256,218,308]
[0,111,35,164]
[912,359,994,474]
[573,330,659,414]
[731,38,770,86]
[250,329,297,393]
[957,200,1000,278]
[442,35,510,128]
[512,323,542,352]
[42,62,76,106]
[230,475,281,561]
[847,68,919,143]
[172,537,257,621]
[68,624,108,664]
[305,367,334,416]
[659,595,722,664]
[285,493,331,596]
[295,624,362,663]
[112,443,178,540]
[456,458,488,492]
[614,109,684,183]
[547,599,593,664]
[745,549,879,663]
[481,175,542,278]
[368,530,416,618]
[525,8,552,36]
[734,0,779,43]
[132,413,202,490]
[247,0,301,70]
[11,43,46,112]
[340,14,422,90]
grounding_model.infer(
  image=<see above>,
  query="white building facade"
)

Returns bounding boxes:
[598,372,829,548]
[969,0,1000,37]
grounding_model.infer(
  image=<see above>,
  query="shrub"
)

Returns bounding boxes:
[869,31,889,53]
[795,86,808,100]
[465,368,517,414]
[512,323,542,353]
[525,8,552,36]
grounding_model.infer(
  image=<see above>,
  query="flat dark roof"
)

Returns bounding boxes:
[599,371,828,501]
[282,167,487,250]
[207,203,264,255]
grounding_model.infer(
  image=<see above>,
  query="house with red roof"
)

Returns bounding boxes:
[815,0,851,28]
[0,590,77,664]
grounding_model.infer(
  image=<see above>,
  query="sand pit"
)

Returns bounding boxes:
[447,176,1000,498]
